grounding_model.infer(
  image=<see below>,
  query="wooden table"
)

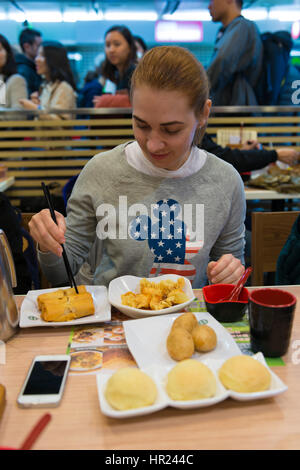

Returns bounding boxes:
[245,186,300,212]
[245,186,300,201]
[1,286,300,450]
[0,176,14,192]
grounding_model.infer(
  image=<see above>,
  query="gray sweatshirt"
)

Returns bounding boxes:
[38,143,246,288]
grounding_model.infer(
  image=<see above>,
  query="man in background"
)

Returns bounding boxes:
[15,28,42,96]
[207,0,262,105]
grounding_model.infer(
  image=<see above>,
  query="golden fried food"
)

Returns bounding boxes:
[167,327,195,361]
[37,285,94,322]
[41,292,95,322]
[172,312,198,333]
[37,285,87,310]
[218,355,271,393]
[37,289,65,310]
[105,367,157,410]
[121,277,189,310]
[166,359,216,401]
[192,324,217,352]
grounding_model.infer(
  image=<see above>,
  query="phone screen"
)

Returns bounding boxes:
[23,360,69,395]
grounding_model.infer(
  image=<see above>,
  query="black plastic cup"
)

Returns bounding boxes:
[249,288,296,357]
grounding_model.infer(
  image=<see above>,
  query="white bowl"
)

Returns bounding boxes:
[108,274,195,319]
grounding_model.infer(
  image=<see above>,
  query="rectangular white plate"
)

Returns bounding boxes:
[19,285,111,328]
[123,311,242,370]
[96,353,288,419]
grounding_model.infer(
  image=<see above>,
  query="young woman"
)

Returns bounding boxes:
[101,25,137,94]
[19,41,76,120]
[29,46,245,288]
[0,34,27,111]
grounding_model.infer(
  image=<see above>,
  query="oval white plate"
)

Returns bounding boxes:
[108,274,194,319]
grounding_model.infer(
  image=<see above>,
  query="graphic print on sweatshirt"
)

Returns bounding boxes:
[129,198,204,283]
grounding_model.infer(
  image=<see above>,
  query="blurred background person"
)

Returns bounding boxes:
[15,27,42,97]
[77,70,103,108]
[207,0,262,105]
[134,35,147,61]
[101,25,137,95]
[19,41,77,120]
[0,33,27,112]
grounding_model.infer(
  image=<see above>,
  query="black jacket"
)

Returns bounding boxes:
[15,53,42,96]
[201,133,278,173]
[276,215,300,285]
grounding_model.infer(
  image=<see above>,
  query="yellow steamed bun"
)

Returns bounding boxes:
[105,367,157,410]
[166,359,217,401]
[218,355,271,393]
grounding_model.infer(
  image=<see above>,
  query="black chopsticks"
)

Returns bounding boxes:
[41,182,79,294]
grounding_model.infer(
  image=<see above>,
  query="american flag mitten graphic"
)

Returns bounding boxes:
[129,199,203,283]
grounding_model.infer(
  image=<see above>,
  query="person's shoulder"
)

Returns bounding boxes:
[229,15,256,31]
[58,81,75,92]
[84,143,128,170]
[6,74,26,86]
[205,151,243,182]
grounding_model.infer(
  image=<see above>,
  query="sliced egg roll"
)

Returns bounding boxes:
[41,293,95,322]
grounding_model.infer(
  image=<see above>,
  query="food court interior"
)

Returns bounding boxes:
[1,0,300,453]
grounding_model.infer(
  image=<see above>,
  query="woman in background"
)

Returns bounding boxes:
[20,41,77,120]
[0,34,27,113]
[101,25,137,94]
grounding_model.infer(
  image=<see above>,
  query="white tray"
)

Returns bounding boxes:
[19,285,111,327]
[96,353,288,419]
[123,311,241,369]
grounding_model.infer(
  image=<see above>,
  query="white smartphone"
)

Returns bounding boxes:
[17,355,71,408]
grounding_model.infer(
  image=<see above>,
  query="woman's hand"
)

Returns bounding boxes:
[207,254,245,284]
[28,209,66,257]
[19,98,38,110]
[30,91,40,105]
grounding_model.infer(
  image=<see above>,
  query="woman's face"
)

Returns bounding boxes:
[105,31,131,70]
[132,85,210,171]
[0,42,7,71]
[35,46,49,78]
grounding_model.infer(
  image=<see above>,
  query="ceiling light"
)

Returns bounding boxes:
[268,9,300,22]
[7,11,26,22]
[242,8,268,21]
[62,10,103,22]
[104,11,158,21]
[162,10,211,21]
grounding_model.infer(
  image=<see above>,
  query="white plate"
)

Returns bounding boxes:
[96,353,288,419]
[108,274,194,319]
[19,285,111,328]
[123,311,242,369]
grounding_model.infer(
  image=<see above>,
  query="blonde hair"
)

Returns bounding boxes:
[130,46,210,145]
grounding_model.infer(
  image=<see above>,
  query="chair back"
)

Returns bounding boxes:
[251,210,300,286]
